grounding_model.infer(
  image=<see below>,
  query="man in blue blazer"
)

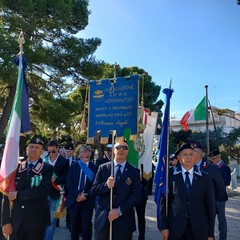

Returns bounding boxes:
[66,145,98,240]
[91,139,142,240]
[160,143,215,240]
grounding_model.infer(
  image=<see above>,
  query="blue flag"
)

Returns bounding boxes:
[154,88,173,229]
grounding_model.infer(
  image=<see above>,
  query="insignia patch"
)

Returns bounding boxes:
[32,160,44,174]
[126,177,132,185]
[35,162,42,171]
[18,161,27,173]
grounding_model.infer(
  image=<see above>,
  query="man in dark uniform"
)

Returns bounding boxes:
[160,143,215,240]
[1,135,53,240]
[66,145,98,240]
[135,170,148,240]
[44,140,69,240]
[95,144,113,167]
[209,149,231,240]
[91,139,142,240]
[169,153,179,170]
[64,142,76,230]
[192,142,226,203]
[65,143,76,167]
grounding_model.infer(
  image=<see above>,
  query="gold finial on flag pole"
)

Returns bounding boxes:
[18,31,25,52]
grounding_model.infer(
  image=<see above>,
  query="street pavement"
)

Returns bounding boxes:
[54,185,240,240]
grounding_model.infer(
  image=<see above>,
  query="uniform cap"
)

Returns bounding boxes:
[175,143,194,157]
[106,144,113,150]
[28,135,44,147]
[208,149,220,158]
[65,143,74,150]
[191,141,202,149]
[170,153,176,160]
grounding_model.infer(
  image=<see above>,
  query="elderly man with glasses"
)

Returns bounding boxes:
[91,139,142,240]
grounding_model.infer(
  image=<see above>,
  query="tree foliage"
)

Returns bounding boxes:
[169,127,240,163]
[0,0,103,138]
[97,63,163,111]
[0,1,164,148]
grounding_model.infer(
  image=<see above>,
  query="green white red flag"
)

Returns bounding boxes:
[180,96,206,131]
[0,54,31,194]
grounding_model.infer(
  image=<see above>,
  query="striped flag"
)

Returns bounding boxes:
[180,96,206,131]
[0,54,31,194]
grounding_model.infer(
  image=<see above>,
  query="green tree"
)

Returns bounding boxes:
[221,128,240,162]
[169,127,240,163]
[0,0,103,139]
[98,63,163,111]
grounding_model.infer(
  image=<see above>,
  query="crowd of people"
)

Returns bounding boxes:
[0,136,231,240]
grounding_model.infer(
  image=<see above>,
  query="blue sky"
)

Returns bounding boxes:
[82,0,240,118]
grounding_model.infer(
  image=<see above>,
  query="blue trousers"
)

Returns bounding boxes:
[44,198,58,240]
[216,201,227,240]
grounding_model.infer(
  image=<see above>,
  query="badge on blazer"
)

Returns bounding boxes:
[126,177,132,185]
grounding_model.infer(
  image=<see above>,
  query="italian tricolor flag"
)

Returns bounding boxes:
[180,96,207,131]
[0,54,31,194]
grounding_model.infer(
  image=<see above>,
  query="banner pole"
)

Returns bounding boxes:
[109,130,116,240]
[205,85,210,156]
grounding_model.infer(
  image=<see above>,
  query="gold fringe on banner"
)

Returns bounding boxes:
[142,171,153,181]
[99,137,109,144]
[86,138,94,144]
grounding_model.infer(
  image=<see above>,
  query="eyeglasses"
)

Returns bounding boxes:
[115,145,128,150]
[48,150,57,154]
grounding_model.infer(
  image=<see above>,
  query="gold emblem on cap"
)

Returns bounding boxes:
[126,177,132,185]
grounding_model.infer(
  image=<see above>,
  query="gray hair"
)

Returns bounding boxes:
[79,145,92,153]
[198,148,205,158]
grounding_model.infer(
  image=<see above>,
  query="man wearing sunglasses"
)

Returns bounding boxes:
[44,140,69,240]
[92,139,142,240]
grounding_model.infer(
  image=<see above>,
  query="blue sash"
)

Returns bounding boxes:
[78,160,94,182]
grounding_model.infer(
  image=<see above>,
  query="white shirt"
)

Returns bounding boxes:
[181,167,194,184]
[114,160,126,179]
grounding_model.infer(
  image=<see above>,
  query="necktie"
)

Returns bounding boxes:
[116,164,122,182]
[185,171,191,198]
[28,163,34,171]
[79,169,86,192]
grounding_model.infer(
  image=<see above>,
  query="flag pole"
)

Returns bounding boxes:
[109,65,117,240]
[6,31,26,240]
[165,79,172,216]
[205,85,210,156]
[109,130,116,240]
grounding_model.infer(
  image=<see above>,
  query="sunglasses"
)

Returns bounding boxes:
[115,145,128,150]
[48,150,57,154]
